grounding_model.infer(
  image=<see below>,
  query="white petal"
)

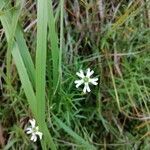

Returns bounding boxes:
[29,119,36,128]
[26,128,32,134]
[33,138,37,142]
[86,68,94,78]
[89,78,98,85]
[36,131,43,140]
[76,70,85,78]
[33,136,37,142]
[26,127,31,131]
[31,134,37,142]
[85,83,91,92]
[74,79,84,88]
[83,83,91,93]
[83,84,87,93]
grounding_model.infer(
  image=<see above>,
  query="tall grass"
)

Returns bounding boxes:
[0,0,95,149]
[0,0,56,149]
[48,0,60,93]
[0,1,36,113]
[35,0,56,149]
[0,0,150,149]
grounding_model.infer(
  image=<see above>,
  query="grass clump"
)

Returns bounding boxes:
[0,0,150,149]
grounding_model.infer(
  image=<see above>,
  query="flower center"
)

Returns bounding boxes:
[32,127,38,133]
[83,77,89,83]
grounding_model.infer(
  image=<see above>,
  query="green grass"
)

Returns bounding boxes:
[0,0,150,149]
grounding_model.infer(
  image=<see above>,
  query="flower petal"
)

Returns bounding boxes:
[89,78,98,85]
[76,70,85,78]
[29,119,36,128]
[30,134,37,142]
[83,84,87,93]
[86,68,94,78]
[26,128,32,134]
[85,83,91,92]
[36,131,43,140]
[74,79,84,88]
[33,136,37,142]
[83,83,91,93]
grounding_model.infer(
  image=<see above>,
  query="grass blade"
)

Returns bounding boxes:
[0,1,36,114]
[0,1,35,86]
[59,0,64,85]
[36,0,56,149]
[36,0,47,122]
[12,43,37,115]
[48,0,60,92]
[53,115,96,150]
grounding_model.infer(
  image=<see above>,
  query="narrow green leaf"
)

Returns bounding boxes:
[0,1,36,115]
[48,0,60,91]
[12,43,37,115]
[15,26,35,87]
[53,115,96,150]
[59,0,64,85]
[36,0,48,122]
[0,1,35,86]
[36,0,56,149]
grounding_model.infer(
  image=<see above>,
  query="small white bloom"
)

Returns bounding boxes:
[26,119,43,142]
[75,68,98,93]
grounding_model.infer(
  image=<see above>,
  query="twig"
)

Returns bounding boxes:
[98,0,104,25]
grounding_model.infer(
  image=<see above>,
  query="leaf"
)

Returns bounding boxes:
[53,115,96,150]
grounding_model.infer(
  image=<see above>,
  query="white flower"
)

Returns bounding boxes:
[26,119,43,142]
[75,68,98,93]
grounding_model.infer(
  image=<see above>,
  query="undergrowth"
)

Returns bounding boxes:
[0,0,150,149]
